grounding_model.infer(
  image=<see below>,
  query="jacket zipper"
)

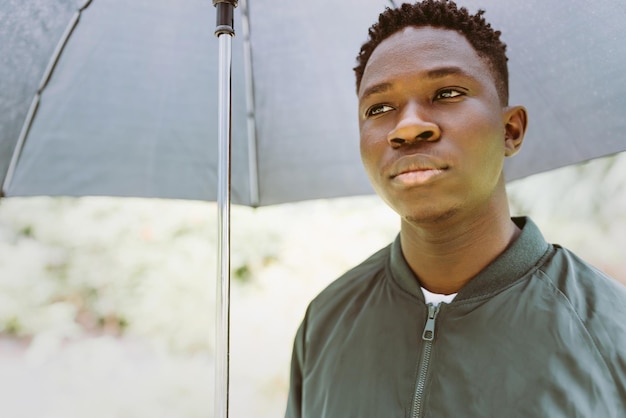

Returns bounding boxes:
[411,303,440,418]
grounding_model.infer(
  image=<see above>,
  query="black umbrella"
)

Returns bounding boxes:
[2,0,626,416]
[3,0,625,205]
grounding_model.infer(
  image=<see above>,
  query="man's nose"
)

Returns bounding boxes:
[386,103,440,147]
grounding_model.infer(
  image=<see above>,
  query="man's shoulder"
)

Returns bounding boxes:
[540,244,626,304]
[543,244,626,389]
[539,244,626,346]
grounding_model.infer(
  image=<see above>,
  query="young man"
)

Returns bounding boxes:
[285,1,626,417]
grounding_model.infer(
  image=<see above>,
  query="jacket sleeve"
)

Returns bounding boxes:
[284,314,307,418]
[586,279,626,409]
[561,254,626,410]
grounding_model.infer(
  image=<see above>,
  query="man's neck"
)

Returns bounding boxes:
[399,206,521,295]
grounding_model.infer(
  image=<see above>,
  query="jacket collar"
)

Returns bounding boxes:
[388,217,551,302]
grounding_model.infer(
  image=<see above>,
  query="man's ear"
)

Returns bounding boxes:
[503,106,528,157]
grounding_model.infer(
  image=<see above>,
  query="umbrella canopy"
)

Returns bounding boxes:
[1,0,626,208]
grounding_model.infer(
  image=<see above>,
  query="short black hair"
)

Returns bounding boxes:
[354,0,509,105]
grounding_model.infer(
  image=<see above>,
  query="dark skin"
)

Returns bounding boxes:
[358,26,528,295]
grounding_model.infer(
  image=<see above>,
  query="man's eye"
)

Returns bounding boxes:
[435,89,464,100]
[366,104,394,117]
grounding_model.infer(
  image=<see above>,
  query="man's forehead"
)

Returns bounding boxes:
[365,26,481,69]
[358,26,487,97]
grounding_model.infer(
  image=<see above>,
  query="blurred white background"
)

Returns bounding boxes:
[0,153,624,418]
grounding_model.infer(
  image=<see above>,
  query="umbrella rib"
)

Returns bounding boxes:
[2,2,93,196]
[1,96,40,196]
[241,0,260,206]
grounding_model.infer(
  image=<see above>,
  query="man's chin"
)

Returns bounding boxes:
[398,205,460,226]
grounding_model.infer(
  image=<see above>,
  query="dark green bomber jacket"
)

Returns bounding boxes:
[285,217,626,418]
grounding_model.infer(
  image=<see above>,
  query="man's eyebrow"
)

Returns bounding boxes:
[359,66,474,100]
[425,66,472,80]
[359,82,393,101]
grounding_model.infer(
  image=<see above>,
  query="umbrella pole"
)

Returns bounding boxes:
[214,1,237,418]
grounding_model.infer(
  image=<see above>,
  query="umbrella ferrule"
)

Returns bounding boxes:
[214,0,238,36]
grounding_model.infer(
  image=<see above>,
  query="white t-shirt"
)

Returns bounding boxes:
[421,286,457,306]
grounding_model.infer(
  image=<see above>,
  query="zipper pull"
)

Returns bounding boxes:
[422,303,439,341]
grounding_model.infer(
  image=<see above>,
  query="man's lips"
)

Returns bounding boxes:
[388,154,449,179]
[392,169,445,186]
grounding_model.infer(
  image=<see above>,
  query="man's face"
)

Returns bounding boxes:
[358,26,516,223]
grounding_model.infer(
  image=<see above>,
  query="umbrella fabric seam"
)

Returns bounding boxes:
[241,0,260,207]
